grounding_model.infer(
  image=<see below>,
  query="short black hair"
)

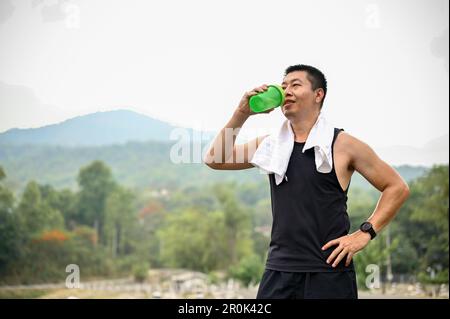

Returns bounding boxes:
[284,64,327,107]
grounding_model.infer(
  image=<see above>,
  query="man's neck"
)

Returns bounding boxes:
[289,108,321,142]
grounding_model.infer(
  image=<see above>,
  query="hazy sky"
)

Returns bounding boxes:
[0,0,448,148]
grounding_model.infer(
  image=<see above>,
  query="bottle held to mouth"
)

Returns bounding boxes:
[249,84,285,113]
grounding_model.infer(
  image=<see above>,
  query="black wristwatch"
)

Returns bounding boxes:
[360,222,377,240]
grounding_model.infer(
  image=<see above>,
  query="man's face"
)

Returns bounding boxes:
[281,71,320,117]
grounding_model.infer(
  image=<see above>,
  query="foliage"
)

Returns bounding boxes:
[157,209,228,272]
[0,162,446,291]
[228,254,265,287]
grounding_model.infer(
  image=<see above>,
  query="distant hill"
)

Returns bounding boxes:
[0,109,447,167]
[0,109,213,146]
[0,141,261,194]
[0,110,443,193]
[0,141,432,195]
[375,134,449,167]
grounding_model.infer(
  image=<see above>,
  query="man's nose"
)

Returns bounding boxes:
[284,87,293,97]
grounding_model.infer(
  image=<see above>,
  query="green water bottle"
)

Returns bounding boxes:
[249,84,285,113]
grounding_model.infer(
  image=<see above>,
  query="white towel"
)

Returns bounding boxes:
[250,112,336,185]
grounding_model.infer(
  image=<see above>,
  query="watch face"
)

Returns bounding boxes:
[361,222,372,232]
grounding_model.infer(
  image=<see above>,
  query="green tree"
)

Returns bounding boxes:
[213,183,253,265]
[77,161,116,244]
[3,180,67,284]
[104,187,137,258]
[158,209,228,272]
[39,185,78,230]
[0,167,21,276]
[228,254,265,287]
[394,165,449,284]
[16,181,64,236]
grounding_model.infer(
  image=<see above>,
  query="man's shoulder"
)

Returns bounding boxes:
[335,130,367,144]
[335,130,354,147]
[334,131,370,156]
[334,131,371,158]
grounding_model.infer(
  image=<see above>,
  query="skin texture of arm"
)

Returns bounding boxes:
[322,132,410,267]
[203,111,268,170]
[203,84,274,170]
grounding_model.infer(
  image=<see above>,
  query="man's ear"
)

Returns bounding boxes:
[315,88,325,104]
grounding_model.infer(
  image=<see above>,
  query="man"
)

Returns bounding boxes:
[203,64,410,299]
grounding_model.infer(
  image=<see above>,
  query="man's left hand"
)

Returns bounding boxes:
[322,231,371,267]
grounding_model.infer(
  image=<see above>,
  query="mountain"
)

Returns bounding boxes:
[0,109,213,146]
[0,140,432,195]
[0,110,445,193]
[0,141,262,194]
[1,110,447,167]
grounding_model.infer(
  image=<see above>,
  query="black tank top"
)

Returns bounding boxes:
[265,128,354,272]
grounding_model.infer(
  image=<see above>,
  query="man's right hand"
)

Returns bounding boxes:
[203,84,273,170]
[235,84,276,117]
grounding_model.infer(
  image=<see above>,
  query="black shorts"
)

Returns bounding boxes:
[256,269,358,299]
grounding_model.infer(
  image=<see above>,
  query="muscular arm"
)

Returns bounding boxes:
[345,133,410,233]
[203,84,273,170]
[323,133,410,267]
[203,110,268,170]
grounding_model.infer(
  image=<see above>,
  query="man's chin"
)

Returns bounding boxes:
[282,108,295,118]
